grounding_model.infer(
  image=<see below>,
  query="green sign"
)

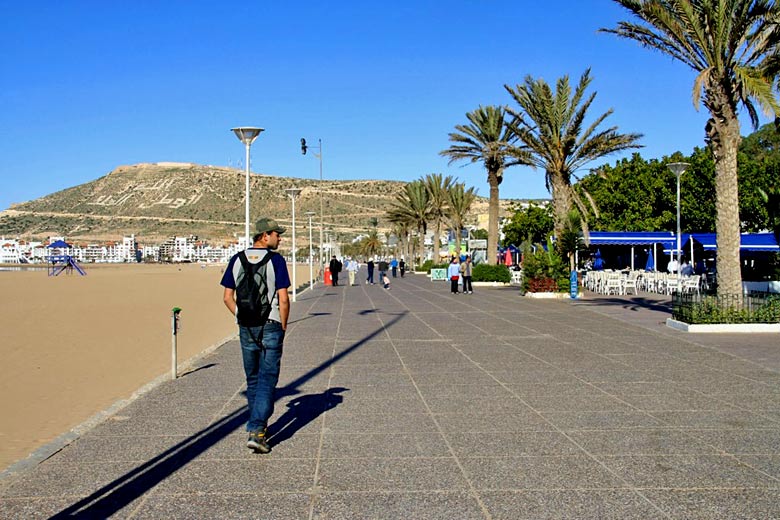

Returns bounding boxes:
[430,268,447,281]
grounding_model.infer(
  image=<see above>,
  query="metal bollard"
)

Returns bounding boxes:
[171,307,182,379]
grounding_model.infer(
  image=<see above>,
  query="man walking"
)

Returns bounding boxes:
[329,255,342,286]
[221,218,291,454]
[377,258,389,289]
[347,257,359,286]
[390,257,398,278]
[399,258,406,277]
[366,258,375,284]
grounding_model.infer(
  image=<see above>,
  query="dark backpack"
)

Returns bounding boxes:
[235,251,276,327]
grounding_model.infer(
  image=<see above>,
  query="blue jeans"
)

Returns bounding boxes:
[239,321,284,432]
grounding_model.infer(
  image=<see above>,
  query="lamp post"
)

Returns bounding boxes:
[668,162,689,271]
[231,127,265,249]
[301,138,324,267]
[305,211,316,289]
[285,188,302,302]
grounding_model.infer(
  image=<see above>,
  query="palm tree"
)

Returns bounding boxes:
[504,69,642,242]
[360,229,383,258]
[446,181,478,256]
[440,105,529,265]
[602,0,780,297]
[387,180,431,267]
[424,173,454,262]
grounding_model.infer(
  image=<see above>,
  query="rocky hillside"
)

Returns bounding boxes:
[0,162,521,243]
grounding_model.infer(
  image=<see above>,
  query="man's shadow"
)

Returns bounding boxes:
[267,387,349,446]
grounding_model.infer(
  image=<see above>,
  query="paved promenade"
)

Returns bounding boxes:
[2,273,780,518]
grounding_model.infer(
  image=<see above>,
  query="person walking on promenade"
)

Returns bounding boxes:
[366,258,375,284]
[329,255,342,286]
[460,254,473,294]
[447,256,461,294]
[347,257,359,286]
[378,258,389,288]
[221,218,290,454]
[390,257,399,277]
[399,259,406,277]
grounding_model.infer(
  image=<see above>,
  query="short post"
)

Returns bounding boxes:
[171,307,182,379]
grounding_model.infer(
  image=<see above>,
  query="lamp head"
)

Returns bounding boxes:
[668,162,689,176]
[285,188,302,198]
[231,127,265,145]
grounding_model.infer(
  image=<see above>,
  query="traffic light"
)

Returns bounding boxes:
[300,138,307,155]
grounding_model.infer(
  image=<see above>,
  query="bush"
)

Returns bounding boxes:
[521,238,569,293]
[675,293,780,324]
[472,264,511,283]
[420,260,449,274]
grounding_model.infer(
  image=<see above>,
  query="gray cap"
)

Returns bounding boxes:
[255,218,286,234]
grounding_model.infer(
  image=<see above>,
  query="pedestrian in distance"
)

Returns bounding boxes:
[460,254,473,294]
[329,255,342,286]
[347,257,359,286]
[220,218,291,454]
[447,256,460,294]
[390,257,398,277]
[377,258,389,288]
[366,258,375,284]
[399,259,406,277]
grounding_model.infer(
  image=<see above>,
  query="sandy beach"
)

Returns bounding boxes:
[0,262,311,472]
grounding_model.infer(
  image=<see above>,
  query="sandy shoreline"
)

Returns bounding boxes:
[0,262,311,472]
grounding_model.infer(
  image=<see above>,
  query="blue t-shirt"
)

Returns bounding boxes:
[220,249,291,323]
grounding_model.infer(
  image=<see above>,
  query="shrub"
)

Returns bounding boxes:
[521,237,569,293]
[472,264,511,283]
[420,260,449,273]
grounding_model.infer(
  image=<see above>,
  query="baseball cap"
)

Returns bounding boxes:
[255,218,286,234]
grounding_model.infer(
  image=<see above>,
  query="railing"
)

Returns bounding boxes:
[672,291,780,324]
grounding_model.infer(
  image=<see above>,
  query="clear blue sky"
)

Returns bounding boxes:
[0,1,770,211]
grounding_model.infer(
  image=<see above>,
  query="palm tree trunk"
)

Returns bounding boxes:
[455,226,462,258]
[708,110,743,298]
[487,171,500,265]
[549,172,573,239]
[433,223,441,263]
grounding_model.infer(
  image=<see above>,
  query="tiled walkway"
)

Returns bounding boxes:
[2,274,779,518]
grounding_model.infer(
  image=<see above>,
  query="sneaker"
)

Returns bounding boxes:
[247,430,271,454]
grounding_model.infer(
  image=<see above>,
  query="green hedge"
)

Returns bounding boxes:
[420,260,449,273]
[472,264,511,283]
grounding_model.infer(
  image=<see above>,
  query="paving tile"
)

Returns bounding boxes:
[317,458,468,491]
[433,412,555,433]
[479,490,664,520]
[133,493,312,519]
[541,411,666,430]
[687,429,780,455]
[319,432,450,458]
[152,459,317,494]
[643,489,780,519]
[518,391,632,412]
[425,395,530,414]
[615,392,735,411]
[708,392,780,410]
[323,396,427,415]
[445,431,581,457]
[0,461,141,498]
[567,429,718,455]
[415,383,508,398]
[323,412,440,433]
[735,454,780,480]
[46,434,189,464]
[651,410,780,429]
[598,454,777,488]
[312,491,485,520]
[460,455,624,490]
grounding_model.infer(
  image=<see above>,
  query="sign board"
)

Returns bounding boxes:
[430,268,447,281]
[468,239,487,249]
[570,271,578,299]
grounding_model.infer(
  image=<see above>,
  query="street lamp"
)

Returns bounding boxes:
[285,188,302,302]
[305,211,316,289]
[668,162,689,271]
[301,137,324,267]
[231,127,265,249]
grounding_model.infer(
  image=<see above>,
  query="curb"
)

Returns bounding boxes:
[666,318,780,333]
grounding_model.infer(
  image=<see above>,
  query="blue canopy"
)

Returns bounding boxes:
[588,231,676,248]
[47,240,71,248]
[682,232,780,252]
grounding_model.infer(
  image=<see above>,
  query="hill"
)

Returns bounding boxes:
[0,163,522,243]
